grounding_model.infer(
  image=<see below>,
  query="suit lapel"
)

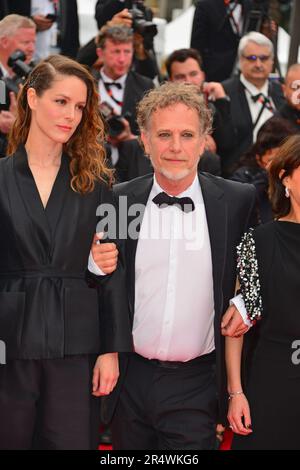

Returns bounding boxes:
[125,175,153,321]
[122,72,133,116]
[44,153,70,250]
[238,79,253,128]
[199,173,228,318]
[13,145,52,251]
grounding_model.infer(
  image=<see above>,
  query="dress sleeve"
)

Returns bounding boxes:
[237,228,263,324]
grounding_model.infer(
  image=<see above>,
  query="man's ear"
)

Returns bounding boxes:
[140,130,150,155]
[27,87,37,111]
[96,47,104,60]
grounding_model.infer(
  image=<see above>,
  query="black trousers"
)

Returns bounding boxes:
[112,352,218,450]
[0,355,100,450]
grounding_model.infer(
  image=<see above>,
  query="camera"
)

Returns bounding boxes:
[100,101,127,138]
[128,1,157,50]
[5,50,33,94]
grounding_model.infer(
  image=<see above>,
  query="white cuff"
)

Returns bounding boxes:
[230,293,252,327]
[88,251,106,276]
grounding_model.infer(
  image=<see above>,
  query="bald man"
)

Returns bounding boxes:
[277,63,300,132]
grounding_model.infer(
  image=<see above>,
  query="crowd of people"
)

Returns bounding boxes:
[0,0,300,451]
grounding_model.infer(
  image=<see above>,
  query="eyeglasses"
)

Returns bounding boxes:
[242,54,271,62]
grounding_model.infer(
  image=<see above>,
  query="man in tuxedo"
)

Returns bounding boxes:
[191,0,253,82]
[222,31,285,175]
[91,82,255,450]
[95,25,153,174]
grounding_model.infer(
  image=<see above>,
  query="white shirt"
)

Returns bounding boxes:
[133,175,215,361]
[98,69,127,116]
[240,74,275,141]
[228,2,243,36]
[31,0,56,60]
[0,62,10,78]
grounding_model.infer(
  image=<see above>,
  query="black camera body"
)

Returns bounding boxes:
[100,101,128,138]
[5,50,33,94]
[0,50,34,110]
[128,1,157,50]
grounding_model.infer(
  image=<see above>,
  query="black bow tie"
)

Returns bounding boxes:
[152,192,195,213]
[103,81,122,90]
[251,93,268,103]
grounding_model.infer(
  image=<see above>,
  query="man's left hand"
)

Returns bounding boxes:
[92,352,119,397]
[221,305,249,337]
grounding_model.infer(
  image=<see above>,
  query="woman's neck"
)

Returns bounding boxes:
[25,131,63,168]
[279,207,300,223]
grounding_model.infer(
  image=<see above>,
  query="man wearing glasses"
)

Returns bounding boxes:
[222,31,285,176]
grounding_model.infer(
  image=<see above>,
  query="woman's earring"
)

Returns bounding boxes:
[285,187,290,198]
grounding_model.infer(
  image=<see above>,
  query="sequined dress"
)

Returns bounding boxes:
[232,221,300,450]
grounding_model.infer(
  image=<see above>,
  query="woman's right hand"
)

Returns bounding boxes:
[227,393,253,435]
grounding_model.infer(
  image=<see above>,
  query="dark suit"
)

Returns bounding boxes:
[191,0,252,82]
[222,75,285,175]
[6,0,31,16]
[0,146,132,449]
[276,102,300,133]
[101,172,255,449]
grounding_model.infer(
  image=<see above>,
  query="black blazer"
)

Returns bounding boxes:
[0,146,132,360]
[222,76,285,175]
[122,71,154,135]
[6,0,31,16]
[191,0,252,82]
[101,172,256,424]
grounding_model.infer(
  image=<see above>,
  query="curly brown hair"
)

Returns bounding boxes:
[269,134,300,219]
[8,54,113,193]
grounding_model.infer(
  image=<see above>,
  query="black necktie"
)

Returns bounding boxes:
[103,81,122,90]
[152,192,195,213]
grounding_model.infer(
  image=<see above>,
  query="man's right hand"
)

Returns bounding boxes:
[107,9,132,28]
[32,15,54,32]
[91,233,118,274]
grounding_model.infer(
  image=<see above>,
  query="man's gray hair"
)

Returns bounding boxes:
[238,31,274,60]
[96,25,133,48]
[0,14,36,39]
[137,82,212,135]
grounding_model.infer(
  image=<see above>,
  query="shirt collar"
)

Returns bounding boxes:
[151,173,202,203]
[240,74,269,97]
[100,68,127,87]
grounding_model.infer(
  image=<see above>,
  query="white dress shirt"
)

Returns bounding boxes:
[132,175,215,361]
[240,74,275,141]
[98,69,127,116]
[31,0,56,60]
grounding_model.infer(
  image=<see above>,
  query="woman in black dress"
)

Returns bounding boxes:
[226,134,300,450]
[0,55,132,449]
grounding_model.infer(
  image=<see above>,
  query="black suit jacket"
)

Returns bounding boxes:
[222,76,285,175]
[101,172,256,424]
[6,0,31,16]
[191,0,252,82]
[0,146,132,359]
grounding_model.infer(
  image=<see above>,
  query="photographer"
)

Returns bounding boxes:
[77,0,158,79]
[95,25,154,174]
[0,14,36,156]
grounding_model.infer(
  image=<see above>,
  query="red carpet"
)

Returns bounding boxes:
[99,428,234,450]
